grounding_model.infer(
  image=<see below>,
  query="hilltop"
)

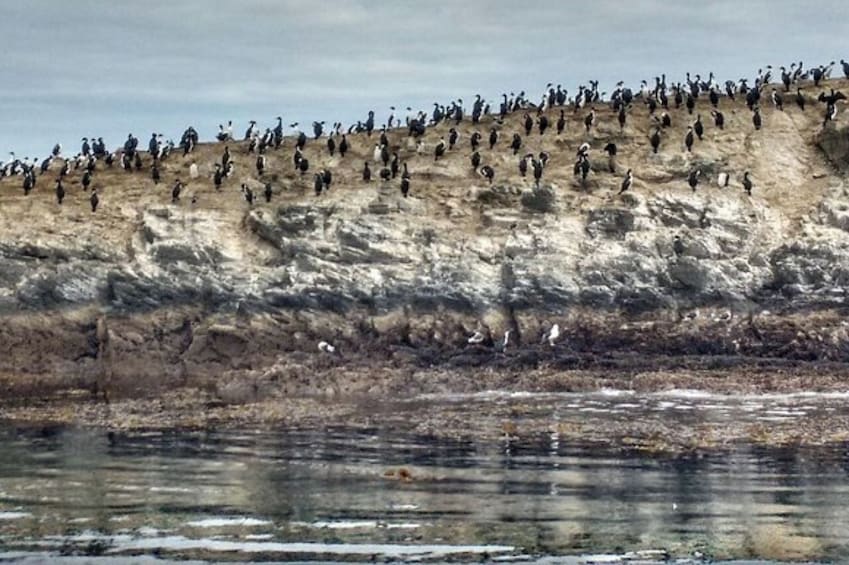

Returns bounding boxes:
[2,77,849,422]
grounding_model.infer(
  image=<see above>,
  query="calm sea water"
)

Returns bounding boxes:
[2,390,849,563]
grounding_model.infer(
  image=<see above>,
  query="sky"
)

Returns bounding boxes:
[0,0,846,159]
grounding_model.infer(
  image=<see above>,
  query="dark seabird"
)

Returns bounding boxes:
[742,171,753,196]
[264,182,273,202]
[523,113,533,136]
[298,157,309,175]
[434,138,446,161]
[556,110,566,134]
[583,109,595,132]
[603,142,617,173]
[489,128,498,150]
[661,112,672,128]
[693,115,704,140]
[795,88,806,111]
[390,152,399,178]
[618,169,633,194]
[362,162,371,182]
[222,146,231,169]
[538,115,549,135]
[55,179,65,205]
[532,158,543,186]
[22,173,33,195]
[314,173,323,196]
[256,154,266,176]
[327,136,336,156]
[510,133,522,155]
[518,155,528,177]
[646,96,658,115]
[673,235,685,256]
[684,126,694,152]
[470,131,482,151]
[171,180,182,203]
[752,107,762,130]
[824,102,838,126]
[90,190,99,212]
[321,168,332,190]
[687,169,701,191]
[479,165,495,184]
[771,89,784,111]
[401,176,410,198]
[471,151,481,171]
[579,155,590,182]
[82,170,92,191]
[243,184,254,205]
[711,110,725,129]
[617,106,626,130]
[538,151,550,168]
[313,121,325,139]
[448,127,458,149]
[339,134,349,157]
[365,110,375,136]
[709,88,719,108]
[379,167,391,181]
[213,164,224,190]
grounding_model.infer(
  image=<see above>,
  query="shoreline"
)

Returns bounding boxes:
[4,358,849,453]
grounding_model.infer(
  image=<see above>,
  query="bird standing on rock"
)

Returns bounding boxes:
[171,180,183,203]
[556,110,566,134]
[479,165,495,184]
[771,89,784,111]
[687,169,701,191]
[470,151,481,171]
[510,133,522,155]
[618,169,633,194]
[711,110,724,129]
[650,128,662,154]
[584,109,595,132]
[434,138,446,161]
[742,171,753,195]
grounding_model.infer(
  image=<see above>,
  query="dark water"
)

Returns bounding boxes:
[2,391,849,563]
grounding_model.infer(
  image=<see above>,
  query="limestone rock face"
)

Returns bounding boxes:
[1,180,846,316]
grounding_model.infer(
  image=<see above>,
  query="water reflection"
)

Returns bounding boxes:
[0,392,849,561]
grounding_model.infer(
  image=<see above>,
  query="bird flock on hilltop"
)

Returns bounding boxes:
[0,59,847,215]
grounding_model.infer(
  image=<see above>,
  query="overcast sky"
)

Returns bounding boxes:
[0,0,846,158]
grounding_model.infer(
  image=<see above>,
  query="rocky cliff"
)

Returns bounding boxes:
[2,79,849,402]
